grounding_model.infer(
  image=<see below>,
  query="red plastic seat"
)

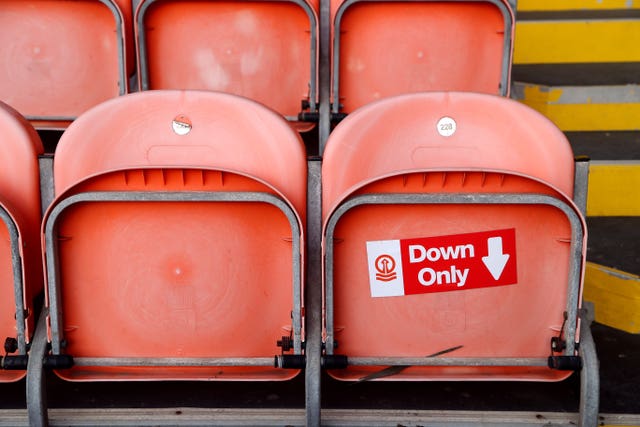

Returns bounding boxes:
[135,0,319,131]
[0,0,132,129]
[43,90,306,381]
[322,92,587,382]
[0,101,44,381]
[330,0,514,116]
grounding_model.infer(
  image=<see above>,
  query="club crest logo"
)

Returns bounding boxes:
[374,254,397,282]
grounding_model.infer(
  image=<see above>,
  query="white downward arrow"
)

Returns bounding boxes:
[482,237,510,280]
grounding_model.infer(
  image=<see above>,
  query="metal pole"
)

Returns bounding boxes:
[318,0,332,153]
[305,159,323,427]
[26,306,49,427]
[578,302,599,427]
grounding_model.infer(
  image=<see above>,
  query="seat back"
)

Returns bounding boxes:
[0,0,132,129]
[135,0,319,130]
[322,92,586,382]
[331,0,514,116]
[0,101,44,382]
[45,90,306,381]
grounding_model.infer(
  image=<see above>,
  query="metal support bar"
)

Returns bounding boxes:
[0,207,27,356]
[318,0,332,152]
[26,305,50,427]
[38,155,54,216]
[73,357,276,367]
[305,159,323,427]
[347,357,550,367]
[578,301,600,427]
[573,156,590,217]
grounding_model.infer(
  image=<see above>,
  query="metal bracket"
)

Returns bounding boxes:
[1,355,28,370]
[43,355,74,370]
[321,354,348,369]
[275,355,306,369]
[548,355,582,371]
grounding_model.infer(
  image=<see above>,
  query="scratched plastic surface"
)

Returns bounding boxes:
[330,0,514,113]
[46,91,306,381]
[0,0,133,129]
[136,0,318,124]
[322,92,586,381]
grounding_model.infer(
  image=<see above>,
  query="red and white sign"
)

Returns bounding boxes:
[366,229,517,297]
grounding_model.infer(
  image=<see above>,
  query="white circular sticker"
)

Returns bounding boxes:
[436,116,457,137]
[172,115,192,136]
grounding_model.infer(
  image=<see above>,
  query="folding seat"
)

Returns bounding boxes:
[330,0,515,118]
[322,92,596,420]
[0,0,133,129]
[135,0,319,130]
[0,101,44,381]
[32,90,305,387]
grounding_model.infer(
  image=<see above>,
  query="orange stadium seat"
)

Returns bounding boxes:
[135,0,319,130]
[0,0,133,129]
[330,0,515,117]
[0,101,44,381]
[39,90,306,381]
[322,92,587,382]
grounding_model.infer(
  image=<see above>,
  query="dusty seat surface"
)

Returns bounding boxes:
[46,91,306,381]
[331,0,514,114]
[136,0,318,124]
[322,92,586,382]
[0,0,132,128]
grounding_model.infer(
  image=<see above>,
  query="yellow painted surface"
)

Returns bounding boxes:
[587,162,640,216]
[518,84,564,104]
[514,20,640,64]
[517,98,640,132]
[584,262,640,334]
[518,0,640,11]
[515,85,640,131]
[530,103,640,131]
